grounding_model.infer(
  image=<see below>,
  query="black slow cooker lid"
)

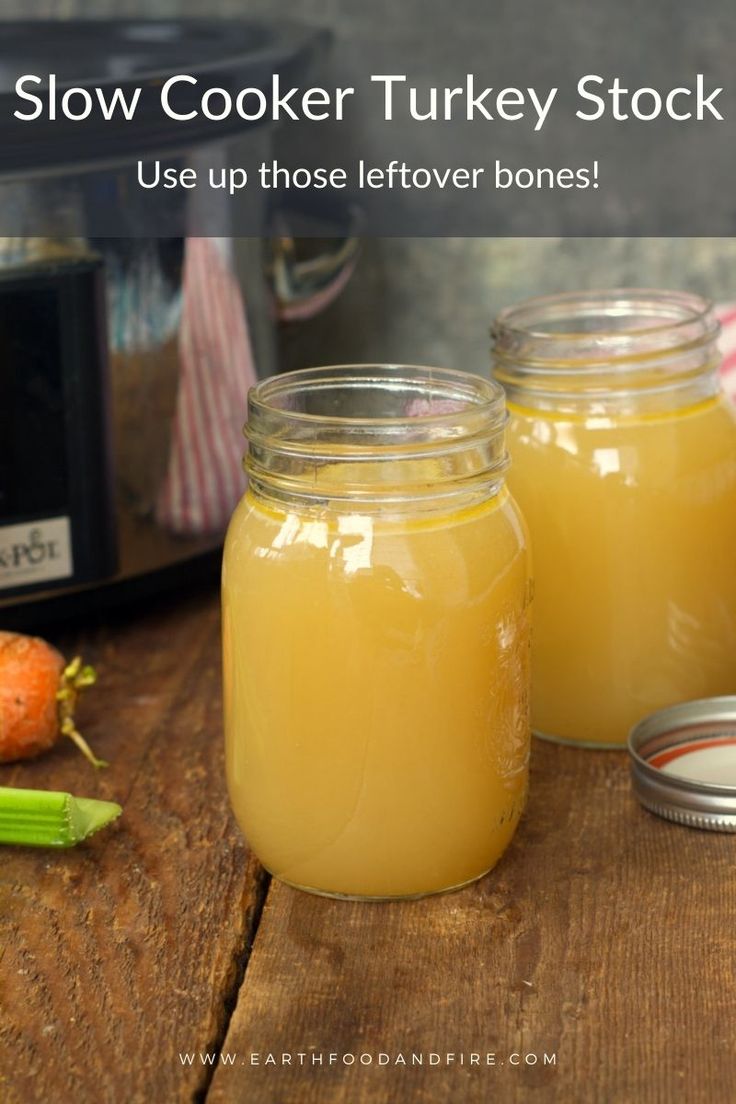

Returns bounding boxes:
[0,19,328,174]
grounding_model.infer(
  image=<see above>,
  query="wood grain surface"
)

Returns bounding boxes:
[208,740,736,1104]
[0,589,267,1104]
[2,588,735,1104]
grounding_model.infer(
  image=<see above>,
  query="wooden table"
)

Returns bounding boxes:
[1,586,734,1104]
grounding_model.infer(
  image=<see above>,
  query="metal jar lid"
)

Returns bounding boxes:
[628,697,736,832]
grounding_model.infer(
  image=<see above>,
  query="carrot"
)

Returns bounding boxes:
[0,632,105,768]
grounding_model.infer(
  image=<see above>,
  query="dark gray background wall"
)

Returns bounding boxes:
[275,238,736,378]
[4,0,736,376]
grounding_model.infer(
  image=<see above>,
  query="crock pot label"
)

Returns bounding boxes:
[0,517,73,590]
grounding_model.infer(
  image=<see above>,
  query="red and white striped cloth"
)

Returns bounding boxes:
[717,304,736,402]
[156,238,255,535]
[156,277,736,537]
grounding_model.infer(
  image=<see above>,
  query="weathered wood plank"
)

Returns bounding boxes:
[0,589,266,1104]
[208,741,736,1104]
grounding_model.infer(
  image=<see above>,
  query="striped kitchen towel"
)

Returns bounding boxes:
[155,237,256,536]
[717,304,736,402]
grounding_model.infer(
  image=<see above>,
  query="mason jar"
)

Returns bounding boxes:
[222,364,532,899]
[492,289,736,749]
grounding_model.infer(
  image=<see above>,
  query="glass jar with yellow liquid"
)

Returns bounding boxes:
[222,365,532,899]
[492,289,736,749]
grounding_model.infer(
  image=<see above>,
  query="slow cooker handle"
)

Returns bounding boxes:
[268,220,361,323]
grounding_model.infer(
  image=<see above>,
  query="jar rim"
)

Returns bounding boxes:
[492,287,716,345]
[245,364,510,506]
[491,289,722,412]
[248,363,506,432]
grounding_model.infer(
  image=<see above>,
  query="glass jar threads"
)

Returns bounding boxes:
[492,289,736,748]
[222,365,532,899]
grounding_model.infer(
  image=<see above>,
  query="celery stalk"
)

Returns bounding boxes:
[0,786,122,848]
